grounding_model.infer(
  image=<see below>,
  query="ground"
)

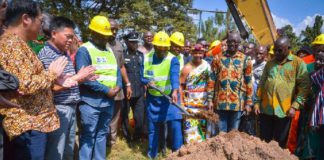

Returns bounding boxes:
[107,136,170,160]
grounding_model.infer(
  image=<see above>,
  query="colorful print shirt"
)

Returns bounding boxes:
[0,33,60,137]
[184,60,214,109]
[211,51,253,111]
[255,54,310,118]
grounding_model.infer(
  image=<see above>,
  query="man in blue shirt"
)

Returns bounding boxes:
[141,31,183,158]
[75,15,122,160]
[38,16,97,160]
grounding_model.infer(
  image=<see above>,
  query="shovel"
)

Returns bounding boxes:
[148,84,192,116]
[148,84,219,123]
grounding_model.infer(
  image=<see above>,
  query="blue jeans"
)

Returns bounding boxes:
[217,110,242,132]
[46,104,77,160]
[6,130,47,160]
[148,119,183,158]
[78,103,113,160]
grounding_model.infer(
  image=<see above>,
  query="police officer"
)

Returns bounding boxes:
[121,32,146,142]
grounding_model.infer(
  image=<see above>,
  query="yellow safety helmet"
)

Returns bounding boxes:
[269,45,274,55]
[312,34,324,45]
[170,32,185,47]
[152,31,171,47]
[88,15,113,36]
[209,40,221,50]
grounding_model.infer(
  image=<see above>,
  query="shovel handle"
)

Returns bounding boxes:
[148,84,192,116]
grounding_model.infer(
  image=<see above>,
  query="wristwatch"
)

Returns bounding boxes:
[126,82,131,87]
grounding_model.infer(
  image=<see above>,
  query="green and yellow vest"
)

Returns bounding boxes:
[82,42,118,88]
[144,51,174,96]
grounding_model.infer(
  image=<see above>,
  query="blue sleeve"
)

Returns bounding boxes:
[140,54,150,85]
[75,47,110,95]
[170,57,180,90]
[117,68,122,88]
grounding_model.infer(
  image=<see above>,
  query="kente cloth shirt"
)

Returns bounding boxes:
[0,33,60,137]
[211,51,253,111]
[255,54,311,118]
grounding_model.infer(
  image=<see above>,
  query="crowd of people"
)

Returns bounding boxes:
[0,1,323,160]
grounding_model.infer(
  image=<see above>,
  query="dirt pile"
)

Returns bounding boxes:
[168,130,297,160]
[187,109,219,123]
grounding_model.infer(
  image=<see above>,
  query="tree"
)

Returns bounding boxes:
[38,0,197,41]
[300,15,323,46]
[201,17,218,42]
[279,25,300,52]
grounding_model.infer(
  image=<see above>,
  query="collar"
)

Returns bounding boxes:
[287,53,294,61]
[45,42,66,55]
[126,49,140,56]
[222,51,242,58]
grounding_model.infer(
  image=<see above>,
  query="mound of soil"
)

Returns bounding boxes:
[168,130,297,160]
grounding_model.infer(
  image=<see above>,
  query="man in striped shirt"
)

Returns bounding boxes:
[38,16,96,160]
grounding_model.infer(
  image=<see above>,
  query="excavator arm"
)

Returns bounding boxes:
[226,0,277,45]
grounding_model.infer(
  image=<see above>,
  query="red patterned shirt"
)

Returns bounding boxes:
[211,51,253,111]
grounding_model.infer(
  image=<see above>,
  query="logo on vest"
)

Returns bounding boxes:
[96,57,107,63]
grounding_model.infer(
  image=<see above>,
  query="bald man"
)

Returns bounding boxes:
[254,36,311,148]
[138,31,154,54]
[211,31,253,133]
[252,45,267,105]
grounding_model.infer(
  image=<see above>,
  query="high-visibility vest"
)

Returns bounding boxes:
[144,51,174,96]
[177,54,184,71]
[82,42,118,88]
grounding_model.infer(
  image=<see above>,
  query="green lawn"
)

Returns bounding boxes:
[107,136,170,160]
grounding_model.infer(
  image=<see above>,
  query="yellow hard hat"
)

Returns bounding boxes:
[209,40,221,50]
[152,31,171,47]
[269,45,274,54]
[170,32,185,47]
[89,15,113,36]
[312,34,324,45]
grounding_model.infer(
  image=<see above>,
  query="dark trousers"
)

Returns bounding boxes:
[259,114,291,148]
[122,95,145,140]
[319,126,324,159]
[4,130,47,160]
[158,122,168,152]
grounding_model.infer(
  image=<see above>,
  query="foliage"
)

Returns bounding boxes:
[37,0,197,41]
[300,15,323,47]
[278,25,300,52]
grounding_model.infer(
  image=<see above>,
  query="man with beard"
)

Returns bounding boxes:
[254,36,310,148]
[180,44,214,143]
[141,31,183,159]
[211,31,253,133]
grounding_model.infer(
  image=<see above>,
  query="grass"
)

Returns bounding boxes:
[106,136,170,160]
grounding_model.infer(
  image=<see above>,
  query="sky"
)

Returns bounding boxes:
[191,0,324,36]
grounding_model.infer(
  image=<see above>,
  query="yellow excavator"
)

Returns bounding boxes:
[226,0,277,45]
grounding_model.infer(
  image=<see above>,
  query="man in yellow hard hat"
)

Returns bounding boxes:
[141,31,183,158]
[75,15,122,160]
[170,31,185,70]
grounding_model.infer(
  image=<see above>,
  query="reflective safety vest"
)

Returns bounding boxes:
[177,54,184,71]
[144,51,174,96]
[82,42,118,88]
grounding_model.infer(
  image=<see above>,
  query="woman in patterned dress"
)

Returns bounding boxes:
[180,44,214,143]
